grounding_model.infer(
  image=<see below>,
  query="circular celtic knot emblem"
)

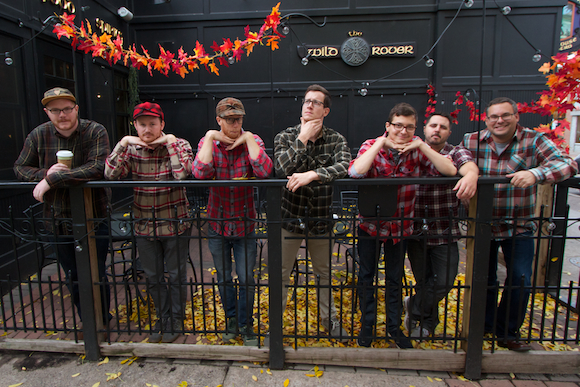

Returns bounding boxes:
[341,37,370,66]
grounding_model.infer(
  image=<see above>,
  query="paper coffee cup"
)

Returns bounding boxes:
[56,150,74,168]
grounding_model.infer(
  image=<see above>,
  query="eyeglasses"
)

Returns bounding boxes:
[224,117,243,125]
[302,98,325,108]
[46,106,76,115]
[390,122,416,131]
[487,113,516,123]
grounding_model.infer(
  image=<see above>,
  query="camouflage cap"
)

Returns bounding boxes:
[41,87,76,106]
[216,97,245,118]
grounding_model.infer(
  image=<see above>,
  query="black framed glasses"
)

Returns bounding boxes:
[390,122,416,131]
[302,98,325,108]
[224,117,243,125]
[487,113,516,123]
[45,106,76,115]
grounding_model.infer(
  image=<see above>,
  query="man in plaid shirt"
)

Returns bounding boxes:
[105,102,193,343]
[349,103,458,348]
[14,87,111,330]
[275,84,351,342]
[404,112,478,341]
[194,97,272,346]
[462,97,578,351]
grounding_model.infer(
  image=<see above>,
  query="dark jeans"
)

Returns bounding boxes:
[49,222,111,324]
[207,227,257,327]
[485,232,534,340]
[407,240,459,332]
[136,234,189,321]
[357,227,406,333]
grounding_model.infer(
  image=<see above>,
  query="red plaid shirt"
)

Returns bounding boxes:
[349,135,442,243]
[463,125,578,237]
[105,137,193,237]
[413,143,473,246]
[193,131,273,236]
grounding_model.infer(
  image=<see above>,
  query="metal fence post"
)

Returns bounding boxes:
[69,186,102,360]
[266,185,285,369]
[462,182,494,379]
[547,183,570,290]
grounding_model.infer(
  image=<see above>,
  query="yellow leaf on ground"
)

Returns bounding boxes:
[92,383,100,387]
[97,357,109,365]
[9,383,23,387]
[252,375,258,381]
[427,376,433,382]
[284,379,290,387]
[510,373,515,379]
[71,373,80,377]
[266,369,273,375]
[243,365,249,369]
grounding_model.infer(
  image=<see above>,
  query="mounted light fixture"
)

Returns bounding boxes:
[464,0,475,8]
[118,7,134,22]
[280,22,290,35]
[423,55,435,67]
[501,6,511,15]
[4,52,13,66]
[532,50,542,62]
[358,82,369,97]
[228,54,235,65]
[301,52,312,66]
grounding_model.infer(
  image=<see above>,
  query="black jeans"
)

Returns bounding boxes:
[49,222,111,323]
[357,227,406,333]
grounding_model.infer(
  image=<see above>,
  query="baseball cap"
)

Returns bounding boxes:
[133,102,164,120]
[216,97,246,118]
[41,87,76,106]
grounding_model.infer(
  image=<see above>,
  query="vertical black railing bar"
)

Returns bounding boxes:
[106,210,121,338]
[453,280,462,353]
[563,280,573,345]
[266,185,284,369]
[7,206,27,333]
[26,280,37,332]
[211,277,218,336]
[547,184,570,292]
[463,182,494,380]
[29,206,49,331]
[69,186,100,360]
[6,274,17,331]
[46,278,57,334]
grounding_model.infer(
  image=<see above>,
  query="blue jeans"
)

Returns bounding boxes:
[407,240,459,332]
[208,227,257,327]
[49,222,111,323]
[485,232,534,340]
[357,228,406,333]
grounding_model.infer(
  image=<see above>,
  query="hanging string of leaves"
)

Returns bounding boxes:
[51,2,283,78]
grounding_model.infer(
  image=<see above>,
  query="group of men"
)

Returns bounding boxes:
[14,84,578,350]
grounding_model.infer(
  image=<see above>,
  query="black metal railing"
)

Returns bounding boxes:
[0,177,578,378]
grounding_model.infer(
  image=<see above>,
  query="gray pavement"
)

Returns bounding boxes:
[1,351,579,387]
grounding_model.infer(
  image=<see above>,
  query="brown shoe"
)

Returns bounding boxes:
[497,340,531,352]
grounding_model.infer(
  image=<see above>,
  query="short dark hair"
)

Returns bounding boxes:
[487,97,518,115]
[305,84,331,108]
[388,102,417,123]
[426,111,452,127]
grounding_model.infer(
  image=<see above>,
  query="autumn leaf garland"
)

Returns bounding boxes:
[51,2,283,78]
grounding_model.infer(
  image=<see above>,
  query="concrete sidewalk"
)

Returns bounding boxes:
[1,351,579,387]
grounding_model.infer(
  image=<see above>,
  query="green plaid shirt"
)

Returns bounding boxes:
[14,119,111,231]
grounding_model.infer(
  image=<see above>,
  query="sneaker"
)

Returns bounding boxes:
[403,296,416,334]
[357,325,373,347]
[222,317,238,341]
[241,325,259,346]
[322,317,349,342]
[410,326,431,341]
[149,320,163,343]
[161,318,181,343]
[388,328,414,349]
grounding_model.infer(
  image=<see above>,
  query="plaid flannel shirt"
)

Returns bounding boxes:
[413,143,473,246]
[275,124,351,235]
[105,136,193,237]
[14,119,111,232]
[349,135,442,243]
[193,131,273,237]
[463,125,578,238]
